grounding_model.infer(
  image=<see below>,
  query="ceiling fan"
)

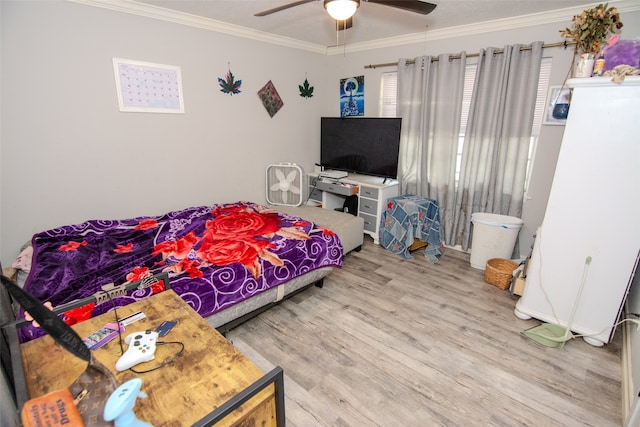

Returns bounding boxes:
[255,0,437,24]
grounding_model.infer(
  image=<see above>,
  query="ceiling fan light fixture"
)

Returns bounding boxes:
[324,0,360,21]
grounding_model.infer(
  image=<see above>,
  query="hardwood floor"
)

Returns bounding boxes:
[227,238,622,426]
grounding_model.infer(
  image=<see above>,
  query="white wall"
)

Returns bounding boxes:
[0,0,328,264]
[1,1,639,266]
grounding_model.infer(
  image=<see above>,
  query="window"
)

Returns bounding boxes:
[528,57,552,192]
[379,72,397,118]
[379,57,552,191]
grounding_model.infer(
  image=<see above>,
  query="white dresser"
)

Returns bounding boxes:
[307,172,399,244]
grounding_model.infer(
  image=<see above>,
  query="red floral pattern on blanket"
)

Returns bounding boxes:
[19,202,342,342]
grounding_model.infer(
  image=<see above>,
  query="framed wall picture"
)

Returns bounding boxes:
[113,58,185,113]
[340,75,364,117]
[258,80,284,117]
[543,86,571,125]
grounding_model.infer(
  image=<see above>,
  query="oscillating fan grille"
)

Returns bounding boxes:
[266,163,305,206]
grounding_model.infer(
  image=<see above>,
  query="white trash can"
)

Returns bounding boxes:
[469,213,524,270]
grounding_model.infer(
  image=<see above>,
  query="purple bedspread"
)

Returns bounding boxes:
[20,202,342,341]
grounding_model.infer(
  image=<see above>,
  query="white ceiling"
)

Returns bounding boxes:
[87,0,624,49]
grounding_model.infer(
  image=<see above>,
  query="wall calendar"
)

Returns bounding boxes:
[113,58,185,113]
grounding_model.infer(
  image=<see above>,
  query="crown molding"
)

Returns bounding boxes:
[67,0,329,54]
[328,0,640,55]
[69,0,639,56]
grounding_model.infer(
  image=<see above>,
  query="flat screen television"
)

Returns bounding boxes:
[320,117,402,179]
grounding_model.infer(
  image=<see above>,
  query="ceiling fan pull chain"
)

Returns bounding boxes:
[344,21,348,56]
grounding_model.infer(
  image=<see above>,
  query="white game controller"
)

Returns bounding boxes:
[115,330,158,372]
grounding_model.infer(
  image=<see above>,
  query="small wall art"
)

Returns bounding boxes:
[299,76,314,98]
[218,66,242,95]
[340,75,364,117]
[543,86,571,125]
[258,80,284,118]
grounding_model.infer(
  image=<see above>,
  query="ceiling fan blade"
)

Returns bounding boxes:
[254,0,317,17]
[367,0,437,15]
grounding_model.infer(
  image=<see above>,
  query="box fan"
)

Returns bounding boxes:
[266,163,304,206]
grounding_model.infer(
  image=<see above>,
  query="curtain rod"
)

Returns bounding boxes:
[363,41,575,69]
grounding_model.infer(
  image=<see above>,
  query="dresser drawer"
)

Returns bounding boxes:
[359,199,378,216]
[360,186,379,199]
[359,212,378,232]
[315,180,358,196]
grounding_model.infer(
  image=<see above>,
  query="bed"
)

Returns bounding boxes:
[16,201,343,342]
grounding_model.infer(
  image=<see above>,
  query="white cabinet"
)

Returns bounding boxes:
[308,172,399,244]
[514,77,640,346]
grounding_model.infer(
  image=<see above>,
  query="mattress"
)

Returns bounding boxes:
[206,266,332,332]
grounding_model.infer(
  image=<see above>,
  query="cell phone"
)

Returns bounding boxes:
[155,321,177,337]
[83,322,124,349]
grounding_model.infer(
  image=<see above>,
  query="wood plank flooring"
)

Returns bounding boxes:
[227,238,622,426]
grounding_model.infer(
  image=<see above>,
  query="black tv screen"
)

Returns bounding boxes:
[320,117,402,179]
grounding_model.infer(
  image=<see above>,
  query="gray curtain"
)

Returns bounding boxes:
[397,53,466,243]
[450,42,543,252]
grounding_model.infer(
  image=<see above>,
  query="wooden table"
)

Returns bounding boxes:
[20,290,278,426]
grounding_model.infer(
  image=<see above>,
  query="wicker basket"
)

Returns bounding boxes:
[484,258,518,290]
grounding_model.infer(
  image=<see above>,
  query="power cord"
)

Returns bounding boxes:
[534,228,569,328]
[569,317,640,341]
[302,181,319,206]
[130,341,185,374]
[527,228,629,343]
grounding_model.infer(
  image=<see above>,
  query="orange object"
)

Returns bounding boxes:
[21,388,85,427]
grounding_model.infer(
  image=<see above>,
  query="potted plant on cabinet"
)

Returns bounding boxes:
[560,3,623,77]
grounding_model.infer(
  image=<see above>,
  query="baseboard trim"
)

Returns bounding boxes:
[622,309,633,422]
[621,300,640,426]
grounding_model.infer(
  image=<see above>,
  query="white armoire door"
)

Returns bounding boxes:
[515,76,640,346]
